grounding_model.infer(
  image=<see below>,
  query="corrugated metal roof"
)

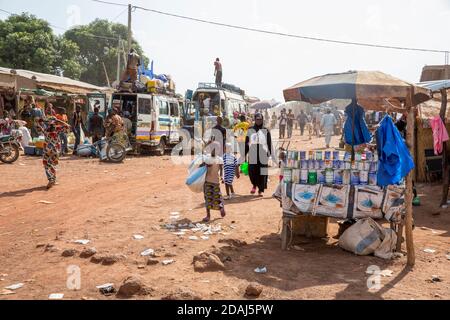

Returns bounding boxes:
[417,80,450,92]
[0,67,107,94]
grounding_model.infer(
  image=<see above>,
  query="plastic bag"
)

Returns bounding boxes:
[188,155,205,174]
[77,144,94,157]
[240,161,249,176]
[186,166,207,193]
[339,218,383,256]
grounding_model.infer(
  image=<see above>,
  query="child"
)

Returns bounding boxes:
[203,141,226,223]
[222,143,240,199]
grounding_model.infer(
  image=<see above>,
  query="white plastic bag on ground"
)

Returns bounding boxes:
[374,228,397,260]
[339,218,383,256]
[186,166,207,193]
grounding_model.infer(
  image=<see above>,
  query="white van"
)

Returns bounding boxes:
[110,93,182,155]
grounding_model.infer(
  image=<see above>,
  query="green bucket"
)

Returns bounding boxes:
[240,162,249,176]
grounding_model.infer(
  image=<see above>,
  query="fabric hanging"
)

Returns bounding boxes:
[430,116,449,155]
[376,115,415,186]
[343,99,372,146]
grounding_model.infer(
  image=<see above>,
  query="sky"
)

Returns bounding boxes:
[0,0,449,101]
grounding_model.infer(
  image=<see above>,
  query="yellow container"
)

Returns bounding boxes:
[147,80,158,89]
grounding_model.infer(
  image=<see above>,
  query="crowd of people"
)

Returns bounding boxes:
[0,95,134,189]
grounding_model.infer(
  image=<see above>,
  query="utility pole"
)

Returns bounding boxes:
[127,4,132,54]
[117,36,121,82]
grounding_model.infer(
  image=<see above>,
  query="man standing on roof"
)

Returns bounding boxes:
[214,58,223,87]
[123,49,141,82]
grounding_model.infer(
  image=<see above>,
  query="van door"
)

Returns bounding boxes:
[136,94,153,143]
[157,96,170,143]
[169,99,181,144]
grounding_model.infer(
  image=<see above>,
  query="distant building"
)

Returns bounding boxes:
[420,65,450,82]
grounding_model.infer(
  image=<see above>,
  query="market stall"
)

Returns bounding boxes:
[416,80,450,206]
[282,71,432,266]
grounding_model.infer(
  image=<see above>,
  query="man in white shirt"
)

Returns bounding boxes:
[320,109,337,148]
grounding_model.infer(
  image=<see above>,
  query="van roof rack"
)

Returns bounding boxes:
[197,82,244,95]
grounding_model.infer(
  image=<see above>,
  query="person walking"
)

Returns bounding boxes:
[270,112,277,130]
[203,141,226,222]
[212,116,227,156]
[214,58,223,87]
[245,113,273,197]
[297,110,308,136]
[56,107,69,155]
[71,105,86,155]
[278,109,287,139]
[36,116,71,189]
[222,143,240,199]
[287,109,295,139]
[321,109,337,148]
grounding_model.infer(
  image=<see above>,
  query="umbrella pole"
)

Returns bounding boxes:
[404,89,416,267]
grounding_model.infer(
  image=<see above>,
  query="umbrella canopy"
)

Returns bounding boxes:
[250,99,280,110]
[283,70,431,110]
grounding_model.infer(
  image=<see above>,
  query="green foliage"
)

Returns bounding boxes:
[0,14,148,86]
[63,19,149,86]
[0,13,57,74]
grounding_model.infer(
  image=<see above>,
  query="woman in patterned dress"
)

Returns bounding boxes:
[36,116,71,189]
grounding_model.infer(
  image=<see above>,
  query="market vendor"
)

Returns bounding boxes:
[20,97,34,134]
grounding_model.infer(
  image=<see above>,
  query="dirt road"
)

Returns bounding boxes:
[0,132,448,300]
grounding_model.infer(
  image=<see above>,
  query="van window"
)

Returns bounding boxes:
[159,100,169,115]
[138,98,152,115]
[170,102,179,117]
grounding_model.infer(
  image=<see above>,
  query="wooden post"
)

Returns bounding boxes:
[102,62,111,88]
[405,89,416,266]
[127,4,132,54]
[281,216,290,250]
[440,89,449,206]
[396,223,404,252]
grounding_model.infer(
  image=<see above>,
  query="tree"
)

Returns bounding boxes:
[0,13,83,78]
[63,19,149,87]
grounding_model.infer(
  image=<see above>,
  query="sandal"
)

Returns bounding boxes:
[251,187,256,194]
[202,217,211,223]
[220,209,226,218]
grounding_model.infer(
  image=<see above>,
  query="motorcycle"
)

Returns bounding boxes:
[0,130,22,164]
[92,135,132,163]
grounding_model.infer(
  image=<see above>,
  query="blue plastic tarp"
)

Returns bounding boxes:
[376,115,415,186]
